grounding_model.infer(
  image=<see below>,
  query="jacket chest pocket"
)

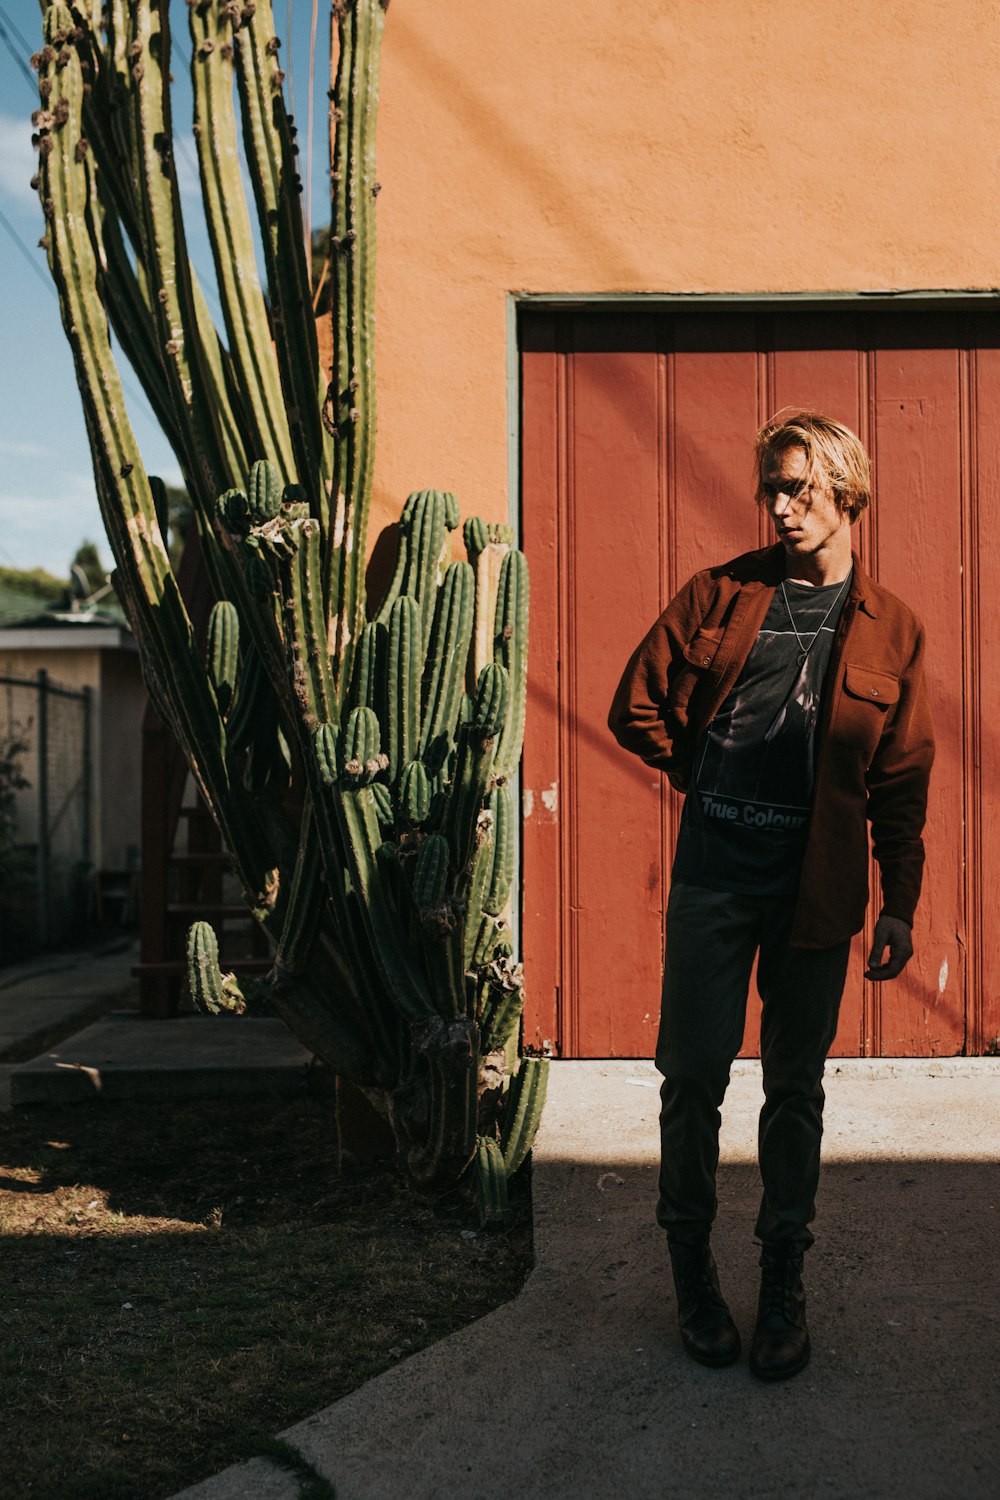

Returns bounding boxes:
[681,629,724,671]
[838,664,899,762]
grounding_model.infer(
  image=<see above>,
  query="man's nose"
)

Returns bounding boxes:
[771,490,791,516]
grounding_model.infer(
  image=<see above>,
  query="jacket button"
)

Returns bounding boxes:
[702,655,711,666]
[870,687,879,696]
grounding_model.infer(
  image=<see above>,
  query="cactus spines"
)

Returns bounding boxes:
[492,549,528,780]
[187,920,247,1015]
[479,949,525,1054]
[473,663,508,739]
[399,490,450,644]
[474,1135,511,1228]
[483,786,513,916]
[352,619,387,713]
[247,458,283,523]
[36,0,540,1196]
[420,559,475,774]
[501,1057,550,1177]
[463,516,488,564]
[371,781,394,827]
[217,486,250,535]
[413,832,450,914]
[400,759,431,824]
[207,600,239,716]
[341,706,387,784]
[314,723,340,785]
[386,594,420,785]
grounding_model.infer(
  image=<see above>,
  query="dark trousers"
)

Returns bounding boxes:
[655,882,851,1252]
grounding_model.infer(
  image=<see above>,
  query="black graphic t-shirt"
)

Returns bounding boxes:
[672,571,851,896]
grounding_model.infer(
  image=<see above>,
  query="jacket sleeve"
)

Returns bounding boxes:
[866,623,935,927]
[607,571,708,788]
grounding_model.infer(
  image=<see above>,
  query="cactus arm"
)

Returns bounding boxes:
[463,817,494,971]
[501,1057,551,1177]
[471,542,509,693]
[479,972,524,1054]
[335,781,435,1022]
[207,600,239,718]
[327,0,387,692]
[398,491,450,645]
[188,0,297,480]
[400,760,431,826]
[310,725,401,1069]
[386,596,421,787]
[286,516,338,730]
[483,786,514,916]
[232,0,327,499]
[493,550,529,782]
[273,798,323,977]
[350,620,388,715]
[92,203,183,457]
[125,2,245,508]
[36,17,278,914]
[328,710,435,1022]
[474,1136,512,1227]
[187,920,247,1015]
[413,834,464,1019]
[419,559,475,773]
[444,665,508,877]
[405,1018,479,1190]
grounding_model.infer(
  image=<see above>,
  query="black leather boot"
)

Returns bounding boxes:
[749,1243,810,1381]
[668,1239,741,1367]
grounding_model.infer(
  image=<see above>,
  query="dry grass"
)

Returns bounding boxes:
[0,1087,532,1499]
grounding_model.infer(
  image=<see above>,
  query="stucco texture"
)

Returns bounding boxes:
[367,0,1000,529]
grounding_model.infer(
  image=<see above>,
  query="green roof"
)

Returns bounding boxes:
[0,585,52,628]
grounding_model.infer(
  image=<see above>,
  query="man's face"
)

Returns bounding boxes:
[760,444,852,560]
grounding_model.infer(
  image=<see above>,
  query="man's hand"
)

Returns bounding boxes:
[864,915,914,982]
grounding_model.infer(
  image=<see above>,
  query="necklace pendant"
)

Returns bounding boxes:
[797,650,808,665]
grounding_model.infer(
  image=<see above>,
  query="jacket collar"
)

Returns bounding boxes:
[755,543,879,619]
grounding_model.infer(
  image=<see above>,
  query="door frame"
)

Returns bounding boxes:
[507,288,1000,1054]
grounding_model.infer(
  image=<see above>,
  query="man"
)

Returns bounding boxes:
[608,411,933,1381]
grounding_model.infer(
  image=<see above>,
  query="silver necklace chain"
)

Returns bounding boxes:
[780,574,851,666]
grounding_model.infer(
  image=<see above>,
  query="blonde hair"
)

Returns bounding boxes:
[754,410,871,524]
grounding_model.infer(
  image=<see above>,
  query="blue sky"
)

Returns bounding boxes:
[0,0,332,579]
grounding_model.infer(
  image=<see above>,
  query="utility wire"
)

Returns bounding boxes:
[0,1,33,54]
[0,202,169,435]
[0,12,37,94]
[0,202,52,294]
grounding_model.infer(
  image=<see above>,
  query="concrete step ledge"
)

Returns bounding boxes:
[9,1014,313,1107]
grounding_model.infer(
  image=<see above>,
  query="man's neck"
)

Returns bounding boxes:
[782,536,854,588]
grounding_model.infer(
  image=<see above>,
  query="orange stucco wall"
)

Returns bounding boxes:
[367,0,1000,533]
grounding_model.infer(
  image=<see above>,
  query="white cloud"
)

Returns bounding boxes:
[0,437,46,459]
[0,112,39,206]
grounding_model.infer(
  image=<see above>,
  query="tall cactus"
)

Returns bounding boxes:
[33,0,545,1210]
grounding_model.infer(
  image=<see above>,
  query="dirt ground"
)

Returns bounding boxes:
[0,1086,532,1499]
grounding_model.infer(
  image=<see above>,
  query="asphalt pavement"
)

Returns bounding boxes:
[173,1055,1000,1500]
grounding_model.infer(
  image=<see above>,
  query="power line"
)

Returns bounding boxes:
[0,202,169,436]
[0,10,37,94]
[0,202,54,295]
[0,1,33,53]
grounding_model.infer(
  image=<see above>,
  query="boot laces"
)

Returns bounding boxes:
[760,1253,801,1320]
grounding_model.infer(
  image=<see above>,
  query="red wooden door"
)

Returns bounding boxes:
[521,305,1000,1059]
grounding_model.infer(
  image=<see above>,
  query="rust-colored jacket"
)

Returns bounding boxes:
[608,544,934,948]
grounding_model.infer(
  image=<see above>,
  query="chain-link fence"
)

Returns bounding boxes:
[0,670,92,959]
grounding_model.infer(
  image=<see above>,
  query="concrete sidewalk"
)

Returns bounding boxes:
[174,1057,1000,1500]
[0,938,139,1107]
